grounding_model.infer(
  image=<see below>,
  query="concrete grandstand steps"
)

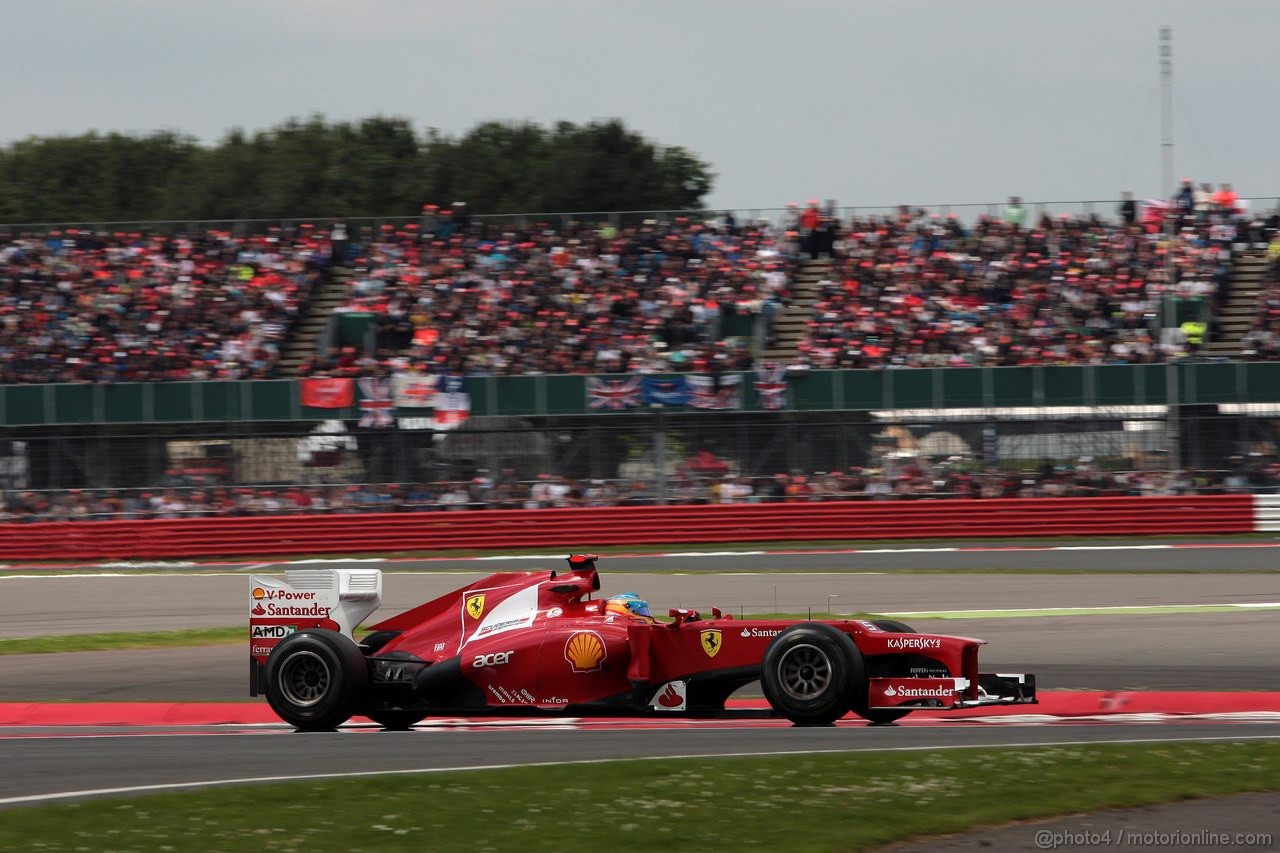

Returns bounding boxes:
[277,267,354,376]
[1205,249,1270,356]
[761,258,832,361]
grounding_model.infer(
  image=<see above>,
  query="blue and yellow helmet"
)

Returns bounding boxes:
[604,591,652,619]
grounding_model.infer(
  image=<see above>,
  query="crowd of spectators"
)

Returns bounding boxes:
[303,208,794,378]
[3,187,1278,386]
[0,228,330,383]
[791,186,1263,370]
[1240,230,1280,360]
[7,456,1279,521]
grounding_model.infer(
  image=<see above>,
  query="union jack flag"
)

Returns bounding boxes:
[587,376,642,410]
[358,377,396,428]
[753,363,789,410]
[687,374,741,410]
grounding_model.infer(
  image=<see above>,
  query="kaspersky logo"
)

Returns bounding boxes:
[565,631,606,673]
[700,629,722,658]
[466,594,486,620]
[886,637,942,651]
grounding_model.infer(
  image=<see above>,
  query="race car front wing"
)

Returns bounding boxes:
[867,673,1036,710]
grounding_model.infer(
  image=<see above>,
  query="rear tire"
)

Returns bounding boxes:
[855,619,920,725]
[761,623,865,726]
[265,630,368,731]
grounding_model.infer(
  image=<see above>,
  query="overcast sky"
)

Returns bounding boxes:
[6,1,1278,212]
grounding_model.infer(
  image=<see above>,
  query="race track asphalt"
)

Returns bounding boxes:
[2,546,1278,699]
[1,542,1278,810]
[1,610,1273,700]
[2,724,1277,809]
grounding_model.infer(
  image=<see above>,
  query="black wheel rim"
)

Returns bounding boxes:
[279,650,331,707]
[777,643,832,701]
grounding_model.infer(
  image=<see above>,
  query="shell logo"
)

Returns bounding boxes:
[564,631,606,673]
[252,587,266,600]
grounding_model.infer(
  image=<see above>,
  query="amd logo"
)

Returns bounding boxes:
[250,625,296,639]
[472,651,513,668]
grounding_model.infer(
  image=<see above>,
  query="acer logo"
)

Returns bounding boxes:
[472,651,513,668]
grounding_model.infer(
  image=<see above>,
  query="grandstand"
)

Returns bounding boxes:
[4,195,1280,521]
[3,196,1278,381]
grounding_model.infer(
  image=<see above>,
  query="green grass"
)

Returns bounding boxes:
[1,742,1277,851]
[0,627,247,655]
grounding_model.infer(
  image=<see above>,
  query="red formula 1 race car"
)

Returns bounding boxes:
[249,555,1035,729]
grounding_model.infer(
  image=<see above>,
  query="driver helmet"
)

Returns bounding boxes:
[604,591,652,619]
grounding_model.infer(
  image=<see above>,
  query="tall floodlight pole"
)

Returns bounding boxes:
[1160,27,1174,199]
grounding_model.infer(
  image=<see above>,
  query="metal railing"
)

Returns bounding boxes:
[3,197,1279,235]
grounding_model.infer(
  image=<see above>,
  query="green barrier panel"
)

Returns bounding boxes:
[941,369,984,408]
[494,376,538,417]
[887,370,934,409]
[1041,366,1086,406]
[53,384,94,423]
[153,383,196,422]
[991,367,1033,407]
[843,370,882,410]
[200,382,236,421]
[1243,362,1280,402]
[1138,364,1168,405]
[546,375,586,415]
[1094,365,1139,406]
[5,386,48,426]
[102,384,146,424]
[249,380,296,420]
[11,363,1280,426]
[790,370,838,410]
[1181,362,1239,405]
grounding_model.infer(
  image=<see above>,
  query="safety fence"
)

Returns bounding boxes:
[4,196,1279,234]
[10,363,1280,428]
[0,495,1256,560]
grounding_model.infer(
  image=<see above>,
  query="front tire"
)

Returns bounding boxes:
[761,623,865,726]
[265,630,368,730]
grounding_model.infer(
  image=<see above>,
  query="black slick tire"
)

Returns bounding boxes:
[761,623,865,726]
[265,630,369,730]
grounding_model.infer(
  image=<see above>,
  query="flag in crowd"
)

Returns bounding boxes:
[357,377,395,428]
[642,376,690,406]
[753,363,789,410]
[300,377,355,409]
[393,372,439,407]
[587,376,643,410]
[687,374,741,410]
[433,374,470,430]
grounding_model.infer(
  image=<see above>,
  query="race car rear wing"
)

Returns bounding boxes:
[249,568,383,695]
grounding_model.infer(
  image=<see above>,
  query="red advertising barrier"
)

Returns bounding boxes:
[0,495,1256,561]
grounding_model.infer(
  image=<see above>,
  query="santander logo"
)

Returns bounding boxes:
[658,684,683,708]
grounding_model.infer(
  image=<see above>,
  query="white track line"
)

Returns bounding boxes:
[3,734,1279,807]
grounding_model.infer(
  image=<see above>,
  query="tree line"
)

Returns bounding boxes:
[0,116,715,224]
